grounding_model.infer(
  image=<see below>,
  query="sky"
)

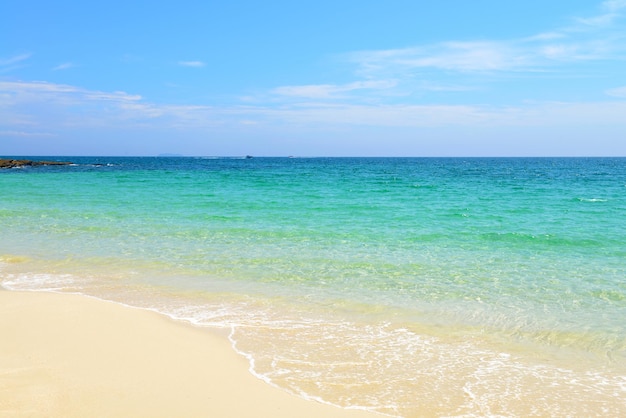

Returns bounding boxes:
[1,0,626,156]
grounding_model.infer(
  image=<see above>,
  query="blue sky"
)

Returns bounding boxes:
[2,0,626,156]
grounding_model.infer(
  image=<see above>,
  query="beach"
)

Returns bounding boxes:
[0,290,377,418]
[1,157,625,416]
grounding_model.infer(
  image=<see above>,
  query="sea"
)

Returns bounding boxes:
[1,156,625,417]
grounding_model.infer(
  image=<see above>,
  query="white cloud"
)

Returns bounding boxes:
[540,37,619,61]
[418,82,477,92]
[576,0,626,26]
[3,79,626,148]
[604,0,626,10]
[0,81,148,132]
[606,86,626,97]
[0,81,228,131]
[347,1,626,80]
[178,61,205,67]
[250,2,617,114]
[272,80,396,99]
[260,103,487,127]
[273,84,339,99]
[525,32,567,41]
[0,53,32,73]
[0,130,57,137]
[0,53,32,66]
[52,62,74,71]
[353,33,620,78]
[0,81,142,103]
[248,100,626,129]
[351,41,535,76]
[410,41,527,71]
[577,13,618,26]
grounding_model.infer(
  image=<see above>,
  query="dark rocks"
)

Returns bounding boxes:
[0,158,73,169]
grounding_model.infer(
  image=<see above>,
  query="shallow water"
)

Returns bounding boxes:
[1,157,625,416]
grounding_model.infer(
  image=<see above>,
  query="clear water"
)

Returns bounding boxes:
[1,157,625,416]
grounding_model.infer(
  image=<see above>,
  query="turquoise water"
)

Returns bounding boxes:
[1,157,625,416]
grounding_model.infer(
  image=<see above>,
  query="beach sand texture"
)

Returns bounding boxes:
[0,290,378,418]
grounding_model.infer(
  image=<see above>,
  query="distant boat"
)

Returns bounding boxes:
[245,155,253,159]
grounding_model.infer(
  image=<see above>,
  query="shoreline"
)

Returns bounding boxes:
[0,289,379,418]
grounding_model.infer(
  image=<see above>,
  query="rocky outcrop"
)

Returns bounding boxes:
[0,159,73,169]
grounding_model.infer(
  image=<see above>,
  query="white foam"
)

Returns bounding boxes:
[2,269,623,417]
[1,272,78,291]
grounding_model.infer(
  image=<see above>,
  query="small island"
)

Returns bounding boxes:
[0,158,73,169]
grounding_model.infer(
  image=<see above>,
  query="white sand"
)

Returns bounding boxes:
[0,290,379,417]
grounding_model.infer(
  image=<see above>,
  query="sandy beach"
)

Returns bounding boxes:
[0,290,378,418]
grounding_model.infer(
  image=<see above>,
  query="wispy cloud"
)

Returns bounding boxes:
[0,81,142,102]
[0,80,226,132]
[606,86,626,97]
[0,53,31,67]
[52,62,75,71]
[352,24,623,78]
[0,53,32,73]
[0,130,57,137]
[265,1,626,107]
[272,80,397,99]
[605,0,626,10]
[355,0,625,76]
[0,81,146,131]
[2,80,626,149]
[351,41,532,75]
[577,0,626,26]
[248,101,626,129]
[178,61,206,68]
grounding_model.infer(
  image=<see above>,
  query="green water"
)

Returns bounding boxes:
[1,157,625,416]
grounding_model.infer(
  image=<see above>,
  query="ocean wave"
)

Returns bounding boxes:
[576,197,608,203]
